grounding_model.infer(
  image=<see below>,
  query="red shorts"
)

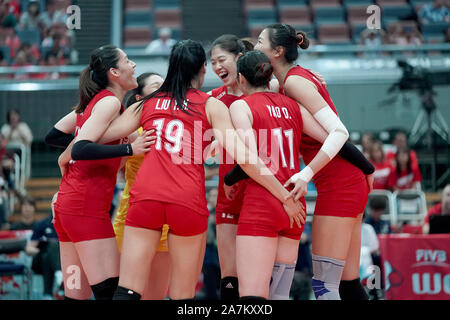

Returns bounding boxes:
[54,210,115,243]
[314,178,369,218]
[126,200,208,236]
[215,181,246,225]
[237,183,304,240]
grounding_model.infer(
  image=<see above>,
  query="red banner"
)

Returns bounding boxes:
[379,234,450,300]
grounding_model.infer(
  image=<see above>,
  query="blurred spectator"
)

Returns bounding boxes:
[369,140,393,190]
[9,197,36,230]
[5,28,21,59]
[0,132,15,190]
[418,0,450,24]
[0,0,17,28]
[42,31,70,65]
[422,184,450,234]
[360,28,386,51]
[4,0,21,18]
[290,222,312,300]
[387,24,423,46]
[201,187,220,300]
[25,214,61,300]
[39,0,67,30]
[365,197,392,234]
[387,146,422,191]
[361,132,375,159]
[0,48,8,66]
[18,1,45,31]
[145,27,177,54]
[44,51,65,79]
[1,108,34,147]
[385,130,419,170]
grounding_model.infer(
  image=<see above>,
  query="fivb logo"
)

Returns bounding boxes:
[412,249,450,295]
[66,5,81,30]
[366,5,381,30]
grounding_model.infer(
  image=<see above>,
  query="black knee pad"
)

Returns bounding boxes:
[339,278,369,300]
[90,277,119,300]
[113,286,142,300]
[220,277,239,301]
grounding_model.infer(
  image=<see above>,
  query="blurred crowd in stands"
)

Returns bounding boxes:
[0,0,74,79]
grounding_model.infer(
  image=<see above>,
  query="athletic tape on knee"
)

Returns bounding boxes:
[312,254,345,300]
[313,107,349,159]
[269,262,296,300]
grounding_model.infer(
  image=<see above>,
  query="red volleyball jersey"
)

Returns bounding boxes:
[281,66,365,191]
[55,90,125,218]
[242,91,303,200]
[372,161,394,190]
[129,89,213,216]
[211,85,246,215]
[387,167,422,191]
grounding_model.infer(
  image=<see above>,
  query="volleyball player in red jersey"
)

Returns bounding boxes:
[228,51,343,300]
[47,45,155,300]
[93,40,304,300]
[208,34,251,300]
[255,24,375,300]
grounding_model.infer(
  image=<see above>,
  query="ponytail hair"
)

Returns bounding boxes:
[124,72,160,108]
[210,34,253,57]
[237,51,273,88]
[74,45,121,114]
[265,23,310,63]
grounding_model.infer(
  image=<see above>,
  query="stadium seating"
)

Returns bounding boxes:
[394,190,428,224]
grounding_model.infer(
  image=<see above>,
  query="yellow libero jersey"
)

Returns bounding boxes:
[113,128,169,252]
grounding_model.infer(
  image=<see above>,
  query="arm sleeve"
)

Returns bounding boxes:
[224,164,249,186]
[338,140,375,175]
[44,127,74,148]
[71,140,132,161]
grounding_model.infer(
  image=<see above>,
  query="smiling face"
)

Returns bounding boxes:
[112,48,137,91]
[210,46,240,87]
[136,74,164,100]
[254,29,277,64]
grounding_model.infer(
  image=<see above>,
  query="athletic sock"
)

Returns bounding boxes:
[113,286,141,300]
[220,276,239,300]
[90,277,119,300]
[312,254,345,300]
[269,262,296,300]
[339,278,369,300]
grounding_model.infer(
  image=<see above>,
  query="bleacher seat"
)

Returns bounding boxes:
[278,0,308,7]
[123,26,152,48]
[245,0,275,9]
[124,9,152,27]
[152,0,180,9]
[16,30,41,45]
[318,23,351,44]
[153,7,182,28]
[310,0,342,7]
[279,5,312,26]
[394,190,427,224]
[313,6,346,24]
[420,22,449,37]
[343,0,374,6]
[381,4,415,25]
[247,7,277,26]
[126,0,152,10]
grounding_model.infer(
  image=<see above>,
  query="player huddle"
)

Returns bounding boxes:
[45,23,375,301]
